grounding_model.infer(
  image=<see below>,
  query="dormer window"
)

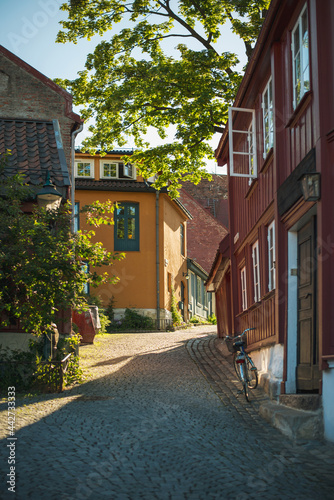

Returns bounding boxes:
[99,161,135,179]
[75,160,94,178]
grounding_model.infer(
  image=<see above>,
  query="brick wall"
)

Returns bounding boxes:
[0,51,79,170]
[179,189,228,273]
[181,175,228,227]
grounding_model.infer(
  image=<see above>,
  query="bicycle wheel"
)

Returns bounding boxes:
[246,355,258,389]
[233,354,243,381]
[239,364,250,401]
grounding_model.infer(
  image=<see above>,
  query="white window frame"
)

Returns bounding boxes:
[229,107,257,179]
[268,221,276,291]
[100,161,118,179]
[123,162,134,178]
[75,160,94,178]
[252,241,261,303]
[292,4,310,109]
[262,77,274,158]
[240,266,247,311]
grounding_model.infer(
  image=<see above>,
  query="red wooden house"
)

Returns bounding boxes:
[206,0,334,441]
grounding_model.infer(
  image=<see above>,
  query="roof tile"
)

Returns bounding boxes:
[0,119,70,187]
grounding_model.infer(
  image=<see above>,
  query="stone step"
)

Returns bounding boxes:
[259,401,323,440]
[279,394,321,411]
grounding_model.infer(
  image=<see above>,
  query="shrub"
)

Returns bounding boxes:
[208,314,217,325]
[110,308,155,331]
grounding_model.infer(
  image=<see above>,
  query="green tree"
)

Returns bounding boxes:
[0,160,124,337]
[56,0,269,197]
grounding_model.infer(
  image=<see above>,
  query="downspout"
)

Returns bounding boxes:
[70,123,84,232]
[156,191,160,330]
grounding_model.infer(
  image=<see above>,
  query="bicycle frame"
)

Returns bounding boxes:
[225,328,257,401]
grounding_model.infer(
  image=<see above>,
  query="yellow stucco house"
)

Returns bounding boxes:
[74,150,191,328]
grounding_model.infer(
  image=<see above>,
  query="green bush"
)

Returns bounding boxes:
[0,334,83,393]
[98,309,111,333]
[110,308,155,331]
[208,314,217,325]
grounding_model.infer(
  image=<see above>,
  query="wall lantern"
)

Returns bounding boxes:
[300,173,321,202]
[36,172,63,210]
[183,272,190,280]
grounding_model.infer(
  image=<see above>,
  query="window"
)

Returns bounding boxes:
[268,221,276,291]
[180,224,185,256]
[252,241,261,302]
[262,77,274,157]
[196,276,203,305]
[75,160,94,178]
[81,262,90,295]
[123,163,133,178]
[292,5,310,108]
[241,266,247,311]
[99,161,135,179]
[228,107,257,179]
[100,162,118,179]
[73,202,80,232]
[114,202,139,251]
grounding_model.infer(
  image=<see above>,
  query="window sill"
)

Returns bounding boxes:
[286,91,312,129]
[260,148,273,174]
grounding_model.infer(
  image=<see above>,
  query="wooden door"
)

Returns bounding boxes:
[297,218,319,392]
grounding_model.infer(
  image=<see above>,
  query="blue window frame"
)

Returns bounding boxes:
[114,202,139,251]
[73,202,80,232]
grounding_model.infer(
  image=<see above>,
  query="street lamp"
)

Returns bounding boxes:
[300,173,321,202]
[36,172,63,210]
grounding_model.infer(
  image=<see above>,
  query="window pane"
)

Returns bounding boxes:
[128,218,135,239]
[103,163,117,177]
[294,25,300,54]
[77,162,91,177]
[117,219,125,239]
[128,206,136,217]
[117,205,125,216]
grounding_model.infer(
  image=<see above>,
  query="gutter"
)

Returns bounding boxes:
[156,191,160,329]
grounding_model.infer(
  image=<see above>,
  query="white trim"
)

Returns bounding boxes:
[286,231,298,394]
[252,240,261,302]
[240,266,247,311]
[75,160,94,178]
[268,221,276,291]
[228,107,257,179]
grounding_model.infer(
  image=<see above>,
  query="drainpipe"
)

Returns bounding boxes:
[70,123,84,232]
[156,191,160,330]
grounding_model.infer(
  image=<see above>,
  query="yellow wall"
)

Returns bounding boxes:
[161,195,188,318]
[75,153,189,319]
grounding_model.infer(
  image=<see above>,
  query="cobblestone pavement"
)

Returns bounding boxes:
[1,326,334,500]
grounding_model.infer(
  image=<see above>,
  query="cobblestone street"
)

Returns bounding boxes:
[1,326,334,499]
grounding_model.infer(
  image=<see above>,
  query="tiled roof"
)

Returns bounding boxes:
[75,178,162,192]
[0,119,70,187]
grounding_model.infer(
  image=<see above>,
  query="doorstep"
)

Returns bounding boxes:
[259,396,323,440]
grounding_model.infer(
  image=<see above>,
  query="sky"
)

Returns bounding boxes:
[0,0,247,173]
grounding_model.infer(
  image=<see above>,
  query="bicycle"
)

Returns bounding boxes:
[225,328,258,402]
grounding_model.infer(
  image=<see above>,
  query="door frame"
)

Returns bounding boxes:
[286,206,317,393]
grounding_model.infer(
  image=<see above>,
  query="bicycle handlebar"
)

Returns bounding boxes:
[225,327,255,340]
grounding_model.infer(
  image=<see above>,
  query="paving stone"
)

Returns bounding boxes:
[1,326,334,499]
